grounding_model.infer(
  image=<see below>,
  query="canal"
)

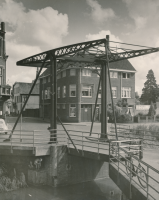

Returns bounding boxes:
[0,178,121,200]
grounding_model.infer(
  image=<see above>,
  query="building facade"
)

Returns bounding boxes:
[39,59,136,122]
[0,22,11,116]
[13,82,39,117]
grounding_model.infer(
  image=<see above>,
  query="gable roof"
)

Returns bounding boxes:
[109,59,136,72]
[39,59,136,78]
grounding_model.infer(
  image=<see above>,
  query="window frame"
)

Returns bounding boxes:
[82,85,92,97]
[69,84,76,97]
[112,87,117,98]
[122,73,131,79]
[69,104,76,117]
[82,69,91,77]
[70,69,76,76]
[63,86,66,98]
[57,87,60,98]
[110,71,118,78]
[122,87,131,98]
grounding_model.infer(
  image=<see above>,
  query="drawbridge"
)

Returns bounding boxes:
[3,36,159,199]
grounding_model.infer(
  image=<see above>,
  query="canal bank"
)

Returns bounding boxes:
[0,178,122,200]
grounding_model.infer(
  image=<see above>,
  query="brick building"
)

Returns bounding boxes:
[0,22,11,116]
[39,59,136,122]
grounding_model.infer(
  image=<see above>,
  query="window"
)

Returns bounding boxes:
[45,90,48,99]
[70,104,76,117]
[122,87,131,98]
[57,87,60,98]
[98,87,101,98]
[112,87,117,98]
[70,85,76,97]
[62,70,66,77]
[57,73,61,79]
[122,73,131,79]
[70,69,76,76]
[23,96,27,103]
[6,88,10,95]
[0,68,2,75]
[82,69,91,76]
[62,104,66,109]
[47,87,51,99]
[0,77,2,85]
[82,85,92,97]
[57,104,60,109]
[110,72,118,78]
[63,86,66,98]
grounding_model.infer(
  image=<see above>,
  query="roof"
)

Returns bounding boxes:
[39,59,136,78]
[109,59,136,71]
[13,82,39,94]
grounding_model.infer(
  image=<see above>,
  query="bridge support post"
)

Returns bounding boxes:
[50,52,57,142]
[101,35,109,138]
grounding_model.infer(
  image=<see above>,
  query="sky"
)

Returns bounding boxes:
[1,0,159,95]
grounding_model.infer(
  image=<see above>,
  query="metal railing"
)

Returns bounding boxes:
[67,130,110,155]
[110,125,159,147]
[0,129,67,154]
[109,140,159,200]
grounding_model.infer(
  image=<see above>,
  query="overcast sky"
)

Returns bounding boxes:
[1,0,159,95]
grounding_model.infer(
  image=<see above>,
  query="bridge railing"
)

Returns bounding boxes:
[67,130,112,154]
[109,140,159,200]
[110,125,159,148]
[0,129,67,154]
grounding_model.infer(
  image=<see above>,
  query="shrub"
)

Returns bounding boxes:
[148,102,156,118]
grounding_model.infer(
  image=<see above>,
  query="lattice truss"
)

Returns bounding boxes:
[16,38,159,74]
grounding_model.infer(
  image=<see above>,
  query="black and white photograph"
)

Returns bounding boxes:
[0,0,159,199]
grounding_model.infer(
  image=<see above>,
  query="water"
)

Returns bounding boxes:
[0,178,122,200]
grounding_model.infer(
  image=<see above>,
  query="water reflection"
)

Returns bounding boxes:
[0,178,121,200]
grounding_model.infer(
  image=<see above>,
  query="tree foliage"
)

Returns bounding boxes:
[140,69,158,104]
[148,102,156,118]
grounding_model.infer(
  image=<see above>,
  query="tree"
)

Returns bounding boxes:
[140,69,158,104]
[148,101,156,118]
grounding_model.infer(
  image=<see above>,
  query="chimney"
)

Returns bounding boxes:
[1,22,5,32]
[0,22,6,56]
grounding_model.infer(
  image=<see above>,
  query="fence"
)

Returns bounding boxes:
[67,130,109,154]
[0,129,67,154]
[109,140,159,200]
[110,125,159,147]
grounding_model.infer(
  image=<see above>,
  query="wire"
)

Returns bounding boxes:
[109,41,156,49]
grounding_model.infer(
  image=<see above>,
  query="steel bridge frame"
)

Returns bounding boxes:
[6,36,159,142]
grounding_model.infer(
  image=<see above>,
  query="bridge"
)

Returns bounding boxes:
[2,35,159,199]
[0,126,159,200]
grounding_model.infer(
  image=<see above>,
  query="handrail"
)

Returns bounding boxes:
[109,140,159,200]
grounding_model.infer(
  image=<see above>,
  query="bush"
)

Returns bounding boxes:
[148,125,159,141]
[148,102,156,118]
[156,114,159,119]
[117,113,132,123]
